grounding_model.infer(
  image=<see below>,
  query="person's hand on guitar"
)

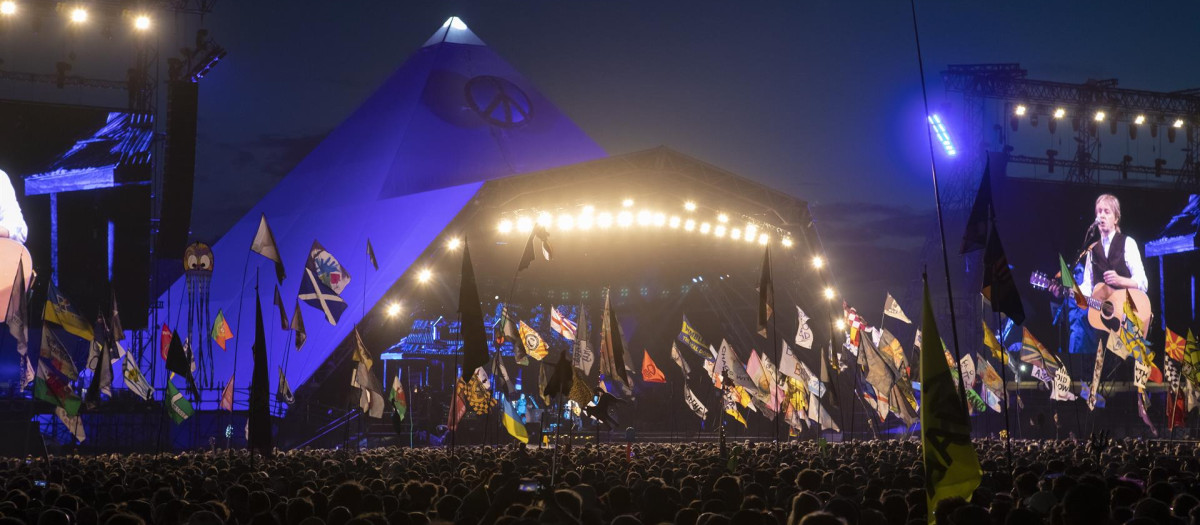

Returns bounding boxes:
[1102,270,1138,290]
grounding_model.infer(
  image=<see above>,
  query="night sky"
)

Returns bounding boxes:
[5,0,1200,312]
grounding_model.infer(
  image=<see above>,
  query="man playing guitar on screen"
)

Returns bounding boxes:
[0,168,27,244]
[1081,193,1147,296]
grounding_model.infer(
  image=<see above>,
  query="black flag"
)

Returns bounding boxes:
[543,349,575,399]
[84,315,113,407]
[248,289,273,455]
[757,246,774,338]
[166,328,200,400]
[274,285,290,331]
[366,238,378,271]
[961,160,993,254]
[517,225,552,272]
[982,223,1025,325]
[601,290,629,385]
[458,242,489,379]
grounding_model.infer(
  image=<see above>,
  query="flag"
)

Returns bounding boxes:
[883,293,912,324]
[779,341,805,381]
[572,303,594,374]
[496,305,528,364]
[669,342,692,377]
[165,380,194,424]
[1019,328,1059,375]
[54,406,86,444]
[757,246,773,338]
[961,159,992,254]
[518,321,549,361]
[724,391,747,427]
[959,354,976,390]
[248,291,273,455]
[713,340,758,392]
[251,214,286,284]
[351,360,386,419]
[977,355,1003,400]
[35,328,82,417]
[366,238,378,271]
[211,309,233,350]
[843,302,865,347]
[352,328,373,369]
[458,243,490,377]
[794,306,814,349]
[447,388,467,431]
[981,223,1026,325]
[878,329,908,370]
[543,349,575,399]
[491,355,516,395]
[389,372,407,421]
[1168,386,1187,431]
[292,298,306,350]
[84,318,114,405]
[861,335,901,402]
[600,290,629,384]
[678,315,710,359]
[920,275,981,524]
[6,259,28,388]
[219,373,235,411]
[119,341,154,401]
[641,350,666,383]
[159,323,171,360]
[1059,253,1087,309]
[299,266,347,325]
[1088,340,1105,411]
[568,367,595,408]
[551,306,577,341]
[982,320,1008,364]
[1166,328,1187,363]
[860,383,889,423]
[463,372,496,415]
[306,240,351,295]
[683,384,708,420]
[806,392,840,432]
[274,285,290,331]
[517,225,552,272]
[166,329,200,400]
[500,397,529,443]
[278,367,295,405]
[108,287,123,340]
[44,282,93,342]
[1051,366,1077,401]
[1138,392,1159,437]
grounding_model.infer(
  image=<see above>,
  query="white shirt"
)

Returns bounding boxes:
[0,170,26,244]
[1081,232,1148,295]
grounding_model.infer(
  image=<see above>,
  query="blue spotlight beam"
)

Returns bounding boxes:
[927,114,957,157]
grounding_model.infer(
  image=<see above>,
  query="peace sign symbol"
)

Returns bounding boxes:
[465,75,534,128]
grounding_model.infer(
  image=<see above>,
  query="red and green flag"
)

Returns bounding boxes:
[211,309,233,350]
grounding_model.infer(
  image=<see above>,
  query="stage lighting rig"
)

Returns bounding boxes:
[1,1,16,16]
[168,29,226,83]
[927,114,957,157]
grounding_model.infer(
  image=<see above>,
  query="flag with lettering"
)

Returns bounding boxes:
[883,293,912,324]
[794,306,814,349]
[678,315,710,359]
[571,303,594,374]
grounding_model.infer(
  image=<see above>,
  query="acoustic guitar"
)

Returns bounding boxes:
[0,238,33,320]
[1029,271,1151,336]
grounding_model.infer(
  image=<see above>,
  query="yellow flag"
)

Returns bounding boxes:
[920,277,981,524]
[981,320,1007,364]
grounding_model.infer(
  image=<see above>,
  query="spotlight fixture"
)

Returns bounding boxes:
[133,14,150,31]
[581,205,595,215]
[757,233,768,245]
[536,211,552,227]
[498,219,513,233]
[699,222,711,234]
[1053,108,1066,119]
[636,210,651,226]
[781,237,794,248]
[622,198,634,208]
[386,303,402,317]
[1093,111,1105,122]
[812,256,824,269]
[597,212,613,229]
[1014,105,1027,116]
[617,211,633,227]
[1134,114,1146,125]
[684,219,696,231]
[684,201,697,212]
[417,269,433,283]
[0,1,16,16]
[927,114,956,157]
[714,225,726,238]
[717,213,729,223]
[446,237,461,250]
[69,7,87,23]
[516,216,533,233]
[1173,119,1185,129]
[823,287,835,300]
[669,216,681,228]
[577,214,594,230]
[557,214,574,231]
[835,319,847,331]
[730,228,741,240]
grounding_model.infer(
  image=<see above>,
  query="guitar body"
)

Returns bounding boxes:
[1087,284,1152,336]
[0,238,33,320]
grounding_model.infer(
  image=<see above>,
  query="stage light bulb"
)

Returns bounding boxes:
[133,14,151,30]
[577,214,594,230]
[1014,105,1026,116]
[517,216,533,233]
[714,225,726,237]
[386,303,402,317]
[1020,364,1029,372]
[498,219,513,234]
[717,213,729,223]
[653,212,666,227]
[1174,119,1185,128]
[536,211,552,227]
[557,214,574,231]
[782,237,794,248]
[684,201,697,212]
[417,269,432,283]
[835,319,847,331]
[758,233,768,245]
[70,7,88,23]
[731,228,741,240]
[812,256,824,269]
[446,237,461,250]
[581,205,595,215]
[1053,108,1066,119]
[617,211,633,227]
[684,219,696,231]
[1094,111,1106,122]
[1,2,16,16]
[744,224,758,241]
[699,222,711,234]
[636,210,651,226]
[669,216,681,228]
[1134,115,1146,125]
[823,287,835,300]
[597,212,613,229]
[622,198,634,208]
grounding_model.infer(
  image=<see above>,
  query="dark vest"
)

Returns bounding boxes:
[1091,231,1132,286]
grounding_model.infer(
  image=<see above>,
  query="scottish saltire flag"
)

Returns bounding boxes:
[307,240,352,294]
[551,306,577,341]
[299,266,348,325]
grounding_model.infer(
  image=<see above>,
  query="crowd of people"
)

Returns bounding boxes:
[2,438,1199,525]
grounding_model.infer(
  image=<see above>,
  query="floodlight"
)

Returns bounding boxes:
[699,222,711,234]
[516,216,533,233]
[617,211,633,227]
[812,256,824,269]
[684,219,696,231]
[781,237,794,248]
[636,210,651,226]
[823,287,835,300]
[1134,115,1146,125]
[557,214,574,231]
[717,213,729,223]
[669,216,681,228]
[1093,111,1105,122]
[498,219,513,233]
[835,319,846,331]
[417,269,433,283]
[536,211,552,227]
[713,225,726,237]
[731,228,741,240]
[1,2,17,16]
[1014,105,1026,116]
[133,14,151,31]
[758,233,768,244]
[1053,108,1066,119]
[1174,119,1185,128]
[684,201,697,212]
[622,198,634,208]
[577,214,594,230]
[446,237,461,250]
[653,212,666,227]
[70,7,87,23]
[597,212,613,229]
[386,303,402,317]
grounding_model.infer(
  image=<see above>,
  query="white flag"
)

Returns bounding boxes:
[882,293,912,324]
[55,406,86,443]
[683,384,708,420]
[669,342,691,376]
[251,214,282,263]
[118,340,154,401]
[1052,366,1077,401]
[794,306,813,349]
[1133,360,1149,390]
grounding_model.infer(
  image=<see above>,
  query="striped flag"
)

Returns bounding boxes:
[551,306,577,341]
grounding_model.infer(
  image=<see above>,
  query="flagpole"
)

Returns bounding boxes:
[994,312,1013,468]
[768,247,783,447]
[908,0,968,402]
[450,313,463,453]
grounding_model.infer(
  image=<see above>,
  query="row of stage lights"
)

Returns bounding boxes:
[496,199,796,249]
[1015,104,1186,128]
[0,2,154,32]
[1011,104,1191,140]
